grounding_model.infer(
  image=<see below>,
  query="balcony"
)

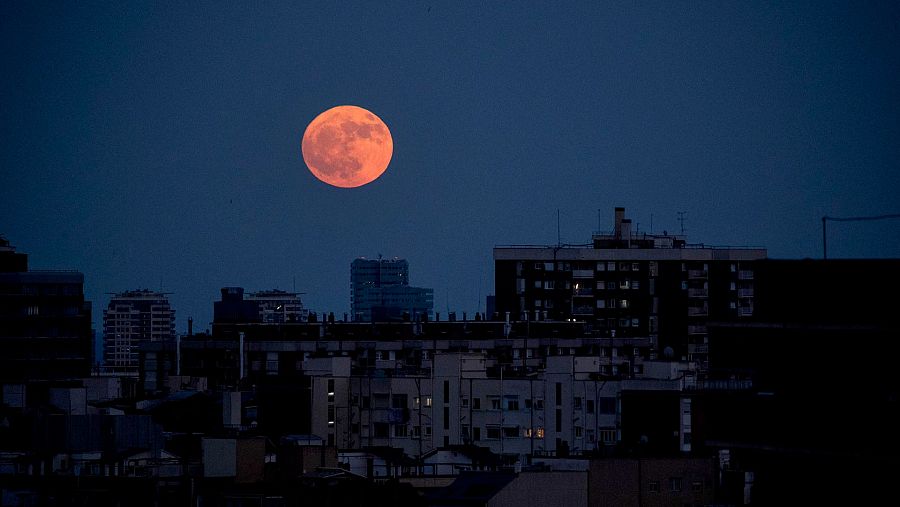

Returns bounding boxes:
[687,270,708,279]
[573,305,594,316]
[687,306,709,317]
[688,343,709,354]
[687,325,707,335]
[738,270,754,280]
[739,307,753,316]
[573,287,594,297]
[687,288,708,298]
[572,269,594,279]
[738,288,754,298]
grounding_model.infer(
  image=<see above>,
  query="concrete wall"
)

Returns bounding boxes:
[490,471,588,507]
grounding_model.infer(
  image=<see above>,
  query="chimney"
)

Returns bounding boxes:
[614,207,625,238]
[621,219,633,242]
[187,317,193,336]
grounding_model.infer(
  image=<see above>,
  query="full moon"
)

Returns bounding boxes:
[301,105,393,188]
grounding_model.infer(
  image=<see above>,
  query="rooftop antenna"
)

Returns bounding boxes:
[293,276,296,292]
[677,211,687,235]
[650,213,654,234]
[557,208,561,246]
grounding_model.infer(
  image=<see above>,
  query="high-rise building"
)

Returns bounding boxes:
[494,208,767,362]
[103,289,175,375]
[213,287,308,324]
[351,257,433,322]
[0,237,92,382]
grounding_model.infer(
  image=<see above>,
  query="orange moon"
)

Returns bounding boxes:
[301,105,393,188]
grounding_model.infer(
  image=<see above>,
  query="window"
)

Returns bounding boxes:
[327,406,335,426]
[534,262,543,270]
[534,299,542,308]
[596,262,606,271]
[586,399,595,414]
[599,397,616,415]
[631,262,640,271]
[473,397,481,410]
[488,396,501,410]
[461,397,469,407]
[526,348,534,359]
[596,299,606,309]
[444,380,450,400]
[486,426,501,439]
[606,281,616,290]
[393,424,408,437]
[599,429,616,444]
[681,281,688,290]
[544,281,555,289]
[649,481,660,493]
[504,396,519,411]
[631,318,640,328]
[555,409,562,431]
[692,481,703,492]
[573,397,582,410]
[425,425,432,436]
[670,478,683,492]
[392,394,407,409]
[619,299,629,309]
[619,280,630,289]
[544,299,553,308]
[503,426,518,438]
[443,407,450,430]
[535,399,544,409]
[544,262,555,271]
[473,427,480,440]
[374,423,389,438]
[534,280,543,288]
[631,280,640,290]
[730,281,736,290]
[524,399,532,409]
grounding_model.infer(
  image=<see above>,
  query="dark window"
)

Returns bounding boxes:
[473,397,481,410]
[586,399,595,413]
[486,426,501,439]
[599,397,616,415]
[473,427,481,440]
[391,394,407,409]
[443,380,450,400]
[374,423,389,438]
[555,383,562,405]
[555,409,562,432]
[443,407,450,430]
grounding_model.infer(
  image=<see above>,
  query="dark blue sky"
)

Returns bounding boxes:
[3,1,899,333]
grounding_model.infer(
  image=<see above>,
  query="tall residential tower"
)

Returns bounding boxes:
[103,289,175,375]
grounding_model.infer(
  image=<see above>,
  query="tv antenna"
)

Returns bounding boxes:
[676,211,687,235]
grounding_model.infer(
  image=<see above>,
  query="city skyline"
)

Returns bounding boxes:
[3,1,899,333]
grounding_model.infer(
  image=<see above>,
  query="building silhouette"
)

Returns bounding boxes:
[0,237,92,382]
[351,256,433,322]
[103,290,175,375]
[494,207,766,363]
[214,287,308,324]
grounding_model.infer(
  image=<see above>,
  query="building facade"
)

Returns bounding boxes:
[351,257,433,322]
[0,238,92,382]
[494,208,766,363]
[103,290,175,375]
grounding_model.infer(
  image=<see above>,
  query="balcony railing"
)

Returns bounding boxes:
[572,270,594,279]
[573,306,594,315]
[738,270,754,280]
[687,288,708,298]
[738,288,754,298]
[688,270,708,279]
[687,325,708,335]
[687,306,709,316]
[739,306,754,316]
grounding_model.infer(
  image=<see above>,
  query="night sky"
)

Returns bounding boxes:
[3,1,899,335]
